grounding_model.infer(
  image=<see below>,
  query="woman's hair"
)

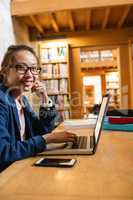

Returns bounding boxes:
[0,44,40,82]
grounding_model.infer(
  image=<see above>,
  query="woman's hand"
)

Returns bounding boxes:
[43,131,77,144]
[32,81,48,103]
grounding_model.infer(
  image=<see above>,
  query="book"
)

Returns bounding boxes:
[47,64,53,78]
[41,65,48,79]
[58,47,67,61]
[59,64,68,77]
[53,64,59,78]
[59,79,68,93]
[41,48,49,62]
[49,47,58,61]
[108,116,133,124]
[103,120,133,131]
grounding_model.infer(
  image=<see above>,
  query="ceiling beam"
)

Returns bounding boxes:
[86,9,91,31]
[68,11,75,31]
[12,0,133,16]
[29,15,44,33]
[50,13,60,32]
[102,7,111,29]
[118,5,131,28]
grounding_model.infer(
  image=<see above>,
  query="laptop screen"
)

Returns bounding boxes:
[94,95,109,146]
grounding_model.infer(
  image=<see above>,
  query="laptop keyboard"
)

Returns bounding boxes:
[72,136,88,149]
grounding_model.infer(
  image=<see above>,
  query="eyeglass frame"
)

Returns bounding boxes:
[9,63,41,75]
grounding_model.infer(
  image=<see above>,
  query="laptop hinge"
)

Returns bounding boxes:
[90,135,95,149]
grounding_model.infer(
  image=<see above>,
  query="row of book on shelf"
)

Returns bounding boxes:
[106,82,119,89]
[42,79,68,94]
[41,64,68,79]
[80,50,115,62]
[40,47,67,62]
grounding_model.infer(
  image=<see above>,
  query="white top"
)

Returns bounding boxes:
[15,99,25,141]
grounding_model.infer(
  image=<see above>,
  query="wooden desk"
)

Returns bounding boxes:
[0,127,133,200]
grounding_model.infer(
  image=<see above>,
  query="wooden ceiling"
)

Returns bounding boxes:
[11,1,133,40]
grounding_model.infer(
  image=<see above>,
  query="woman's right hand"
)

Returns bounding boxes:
[43,131,77,144]
[31,81,48,104]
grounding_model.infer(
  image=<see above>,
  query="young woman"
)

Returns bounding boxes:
[0,45,77,171]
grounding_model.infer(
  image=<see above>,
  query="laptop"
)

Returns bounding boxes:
[43,94,110,155]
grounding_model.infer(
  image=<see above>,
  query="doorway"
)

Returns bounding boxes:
[81,47,120,116]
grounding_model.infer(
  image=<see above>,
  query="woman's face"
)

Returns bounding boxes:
[6,50,38,93]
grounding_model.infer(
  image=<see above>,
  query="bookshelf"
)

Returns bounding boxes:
[106,72,120,108]
[39,43,71,121]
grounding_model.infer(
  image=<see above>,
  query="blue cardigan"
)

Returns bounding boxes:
[0,83,56,170]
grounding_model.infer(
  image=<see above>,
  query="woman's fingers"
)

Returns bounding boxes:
[32,81,48,103]
[44,131,78,144]
[64,131,77,143]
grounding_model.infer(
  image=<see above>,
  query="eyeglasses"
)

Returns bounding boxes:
[10,63,41,75]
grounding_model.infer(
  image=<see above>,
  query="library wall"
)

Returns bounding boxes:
[0,0,15,64]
